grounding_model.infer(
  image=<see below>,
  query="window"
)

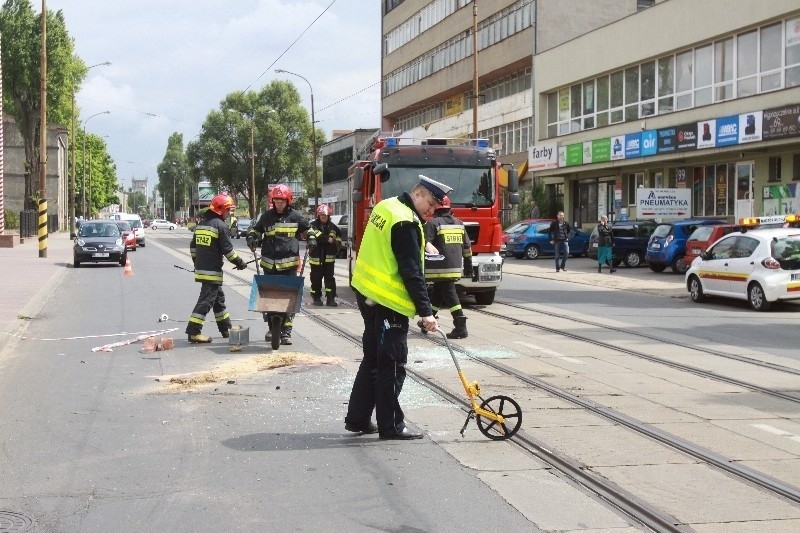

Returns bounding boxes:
[794,154,800,181]
[769,157,782,183]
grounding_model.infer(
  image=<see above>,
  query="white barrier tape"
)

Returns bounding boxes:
[92,329,179,353]
[1,327,179,342]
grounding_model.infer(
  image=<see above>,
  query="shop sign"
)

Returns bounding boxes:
[739,110,763,143]
[696,119,716,149]
[444,94,464,117]
[624,133,641,158]
[611,136,625,160]
[558,145,567,167]
[762,104,800,140]
[676,123,697,151]
[657,128,677,153]
[715,115,739,147]
[528,142,558,170]
[641,130,657,156]
[582,141,593,164]
[636,188,691,218]
[592,138,611,162]
[565,143,583,166]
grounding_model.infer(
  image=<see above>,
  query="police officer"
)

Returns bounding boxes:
[247,184,310,345]
[186,193,247,343]
[344,175,451,440]
[421,196,472,339]
[308,204,342,307]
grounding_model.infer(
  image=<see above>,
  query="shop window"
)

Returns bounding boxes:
[768,157,782,183]
[794,154,800,181]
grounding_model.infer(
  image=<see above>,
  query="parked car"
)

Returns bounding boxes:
[150,219,177,230]
[646,219,725,274]
[684,224,743,268]
[501,219,554,256]
[588,219,657,268]
[115,221,138,252]
[505,221,590,260]
[329,214,349,259]
[235,218,252,238]
[73,220,127,268]
[686,227,800,311]
[109,213,145,247]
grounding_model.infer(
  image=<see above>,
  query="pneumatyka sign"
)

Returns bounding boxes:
[636,188,691,218]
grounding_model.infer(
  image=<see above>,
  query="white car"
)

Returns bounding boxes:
[150,219,177,230]
[685,226,800,311]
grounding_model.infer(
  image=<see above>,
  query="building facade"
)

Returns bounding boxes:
[320,128,379,215]
[531,0,800,228]
[380,0,659,223]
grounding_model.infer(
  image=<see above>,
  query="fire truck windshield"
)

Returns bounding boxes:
[381,166,494,207]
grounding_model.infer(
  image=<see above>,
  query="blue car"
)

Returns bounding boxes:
[506,221,590,260]
[646,219,725,274]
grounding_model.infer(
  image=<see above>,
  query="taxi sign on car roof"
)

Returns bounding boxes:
[739,214,799,228]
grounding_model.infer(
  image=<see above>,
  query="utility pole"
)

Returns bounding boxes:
[472,0,479,141]
[38,0,48,258]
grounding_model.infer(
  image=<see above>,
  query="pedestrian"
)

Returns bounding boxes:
[344,174,451,440]
[596,215,616,273]
[247,184,310,345]
[548,211,572,272]
[530,200,540,219]
[420,196,472,339]
[185,193,247,343]
[229,213,238,238]
[308,204,342,307]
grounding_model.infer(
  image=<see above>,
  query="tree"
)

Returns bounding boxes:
[0,0,84,210]
[73,130,116,217]
[157,133,189,222]
[186,82,326,218]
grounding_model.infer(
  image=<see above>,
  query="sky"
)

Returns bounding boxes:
[45,0,382,190]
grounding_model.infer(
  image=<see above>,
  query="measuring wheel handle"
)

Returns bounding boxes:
[476,395,522,441]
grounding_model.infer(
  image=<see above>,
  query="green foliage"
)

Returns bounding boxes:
[73,130,116,217]
[3,210,19,229]
[157,133,190,221]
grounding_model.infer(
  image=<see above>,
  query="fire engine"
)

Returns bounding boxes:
[348,134,519,305]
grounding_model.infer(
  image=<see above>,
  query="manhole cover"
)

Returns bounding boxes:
[0,511,33,532]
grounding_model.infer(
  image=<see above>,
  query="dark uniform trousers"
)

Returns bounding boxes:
[345,289,410,434]
[262,267,296,333]
[310,260,336,298]
[430,280,460,316]
[186,283,230,335]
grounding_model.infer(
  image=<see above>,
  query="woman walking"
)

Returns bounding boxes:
[597,215,616,273]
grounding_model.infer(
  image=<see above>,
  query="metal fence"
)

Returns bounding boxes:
[18,211,58,237]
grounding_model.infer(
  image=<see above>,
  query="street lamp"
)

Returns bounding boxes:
[81,111,110,219]
[275,68,318,210]
[70,61,111,234]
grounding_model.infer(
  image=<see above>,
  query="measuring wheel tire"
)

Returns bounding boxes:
[476,395,522,441]
[270,317,282,350]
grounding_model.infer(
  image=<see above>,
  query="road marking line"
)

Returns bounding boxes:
[515,341,586,364]
[752,423,800,444]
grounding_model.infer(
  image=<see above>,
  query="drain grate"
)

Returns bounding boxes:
[0,511,33,532]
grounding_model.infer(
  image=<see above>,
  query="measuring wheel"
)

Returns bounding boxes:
[476,395,522,441]
[270,315,282,350]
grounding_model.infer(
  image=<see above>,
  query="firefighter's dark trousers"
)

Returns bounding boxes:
[429,279,462,316]
[186,282,231,335]
[345,289,409,435]
[309,260,336,298]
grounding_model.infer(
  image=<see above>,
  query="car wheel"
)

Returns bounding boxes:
[624,251,642,268]
[512,253,524,259]
[671,255,688,274]
[524,244,540,260]
[73,257,80,268]
[170,225,175,230]
[649,263,666,273]
[474,290,495,305]
[120,254,127,267]
[748,282,771,311]
[688,275,707,303]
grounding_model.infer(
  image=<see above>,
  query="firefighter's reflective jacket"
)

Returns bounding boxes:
[423,210,472,281]
[308,219,342,266]
[248,207,310,272]
[190,211,241,284]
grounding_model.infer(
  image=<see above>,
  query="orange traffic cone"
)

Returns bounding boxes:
[123,257,134,277]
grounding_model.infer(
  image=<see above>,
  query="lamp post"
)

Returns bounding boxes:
[275,68,318,210]
[70,61,111,235]
[81,111,110,219]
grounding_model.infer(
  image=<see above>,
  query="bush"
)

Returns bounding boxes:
[3,210,19,229]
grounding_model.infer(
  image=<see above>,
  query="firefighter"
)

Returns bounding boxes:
[247,184,310,345]
[185,193,247,343]
[308,204,342,307]
[420,196,472,339]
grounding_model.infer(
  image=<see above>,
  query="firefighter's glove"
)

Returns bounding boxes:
[234,257,247,270]
[307,235,318,249]
[463,262,474,279]
[246,236,260,249]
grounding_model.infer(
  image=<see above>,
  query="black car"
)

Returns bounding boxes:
[73,220,127,268]
[588,219,657,268]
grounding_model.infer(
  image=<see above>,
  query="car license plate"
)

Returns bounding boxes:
[93,252,109,258]
[591,242,598,248]
[792,273,800,281]
[651,243,661,249]
[691,248,701,254]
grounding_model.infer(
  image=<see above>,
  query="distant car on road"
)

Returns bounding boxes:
[646,219,725,274]
[73,220,127,268]
[501,219,554,256]
[150,219,177,230]
[505,221,590,260]
[235,218,252,238]
[115,221,138,252]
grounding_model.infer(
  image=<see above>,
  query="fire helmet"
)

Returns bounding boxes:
[209,193,235,215]
[316,204,332,217]
[271,184,293,205]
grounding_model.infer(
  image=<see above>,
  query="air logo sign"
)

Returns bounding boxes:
[641,130,657,156]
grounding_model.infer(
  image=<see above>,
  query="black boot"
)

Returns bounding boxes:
[447,316,468,339]
[598,264,602,273]
[312,294,323,306]
[326,294,338,307]
[608,261,616,273]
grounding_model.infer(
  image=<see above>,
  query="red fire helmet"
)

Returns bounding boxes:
[316,204,332,217]
[271,184,293,204]
[209,194,235,215]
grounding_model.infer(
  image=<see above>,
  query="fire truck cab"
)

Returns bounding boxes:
[348,135,519,305]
